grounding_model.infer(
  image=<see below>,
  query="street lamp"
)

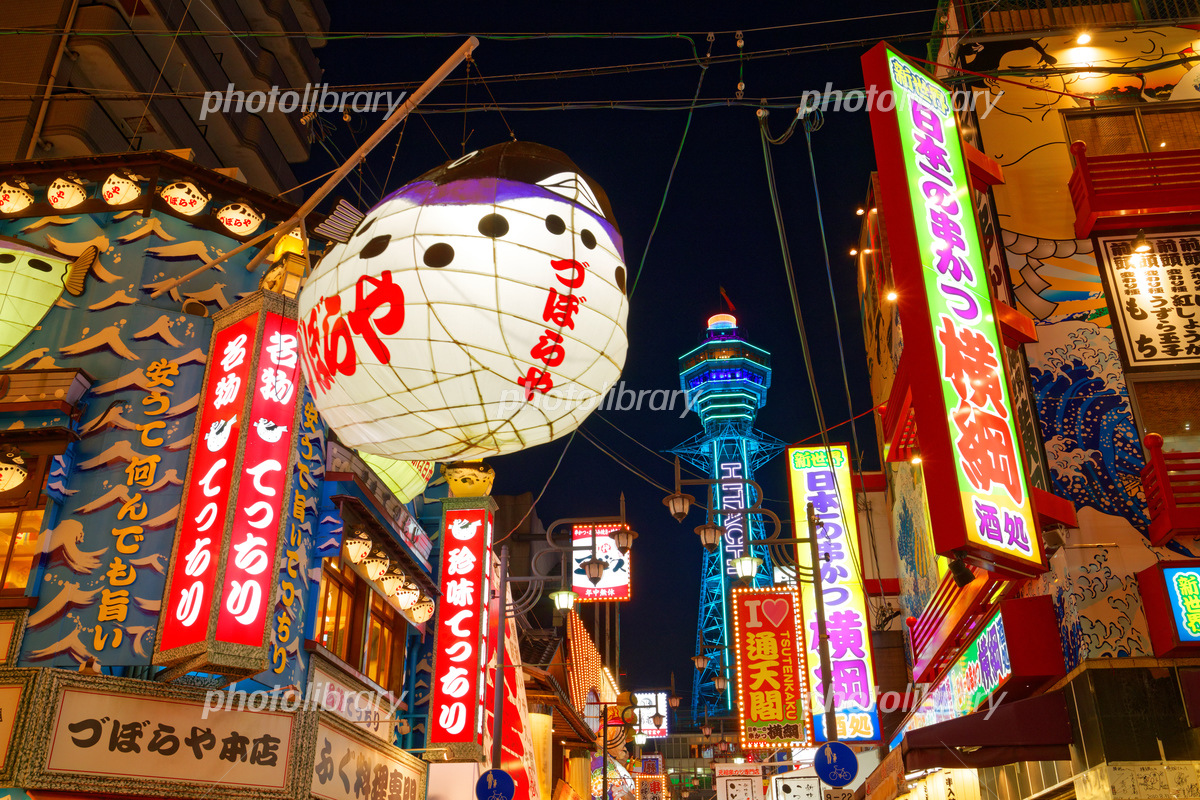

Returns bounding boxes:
[731,554,763,585]
[613,526,638,554]
[663,491,695,521]
[591,696,655,800]
[694,522,724,552]
[581,555,608,585]
[550,588,579,611]
[691,653,709,671]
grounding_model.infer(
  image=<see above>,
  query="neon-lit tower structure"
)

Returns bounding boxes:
[675,314,785,718]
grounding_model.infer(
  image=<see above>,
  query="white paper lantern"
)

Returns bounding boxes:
[47,177,87,210]
[217,201,263,234]
[101,173,142,205]
[298,141,629,461]
[410,596,434,624]
[160,180,210,215]
[0,182,32,214]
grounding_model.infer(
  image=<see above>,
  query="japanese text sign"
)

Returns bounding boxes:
[1166,566,1200,643]
[1097,230,1200,370]
[428,502,493,750]
[731,586,812,749]
[156,299,302,675]
[863,44,1044,577]
[633,691,668,738]
[572,524,631,602]
[311,720,427,800]
[47,686,294,789]
[906,610,1011,732]
[786,445,880,742]
[158,315,258,654]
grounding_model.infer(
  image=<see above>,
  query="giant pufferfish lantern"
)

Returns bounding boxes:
[298,141,629,462]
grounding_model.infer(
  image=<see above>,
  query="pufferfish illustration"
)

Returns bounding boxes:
[253,418,287,443]
[204,415,237,452]
[0,235,96,360]
[299,140,630,462]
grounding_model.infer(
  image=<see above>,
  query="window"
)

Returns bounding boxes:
[1064,101,1200,157]
[315,548,413,697]
[1128,376,1200,453]
[316,553,359,662]
[0,509,42,593]
[365,591,406,696]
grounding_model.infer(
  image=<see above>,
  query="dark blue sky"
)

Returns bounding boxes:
[298,2,932,709]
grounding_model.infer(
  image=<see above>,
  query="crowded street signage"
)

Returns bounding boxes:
[906,609,1011,731]
[863,43,1044,577]
[1096,230,1200,370]
[786,445,880,743]
[427,501,494,755]
[156,296,304,675]
[730,586,812,749]
[632,691,668,738]
[45,686,295,789]
[572,524,632,602]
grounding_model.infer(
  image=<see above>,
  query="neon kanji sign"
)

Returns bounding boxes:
[786,445,880,742]
[863,44,1045,577]
[731,586,812,749]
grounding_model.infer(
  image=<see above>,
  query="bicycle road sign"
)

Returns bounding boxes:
[812,742,858,788]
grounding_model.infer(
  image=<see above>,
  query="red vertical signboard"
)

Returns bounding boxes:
[154,292,304,678]
[731,586,812,749]
[158,315,258,652]
[427,499,494,759]
[215,312,301,646]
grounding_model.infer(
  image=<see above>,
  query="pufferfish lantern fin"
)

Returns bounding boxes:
[537,172,605,219]
[312,198,366,244]
[64,245,97,297]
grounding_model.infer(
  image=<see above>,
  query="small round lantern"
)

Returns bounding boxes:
[0,181,32,214]
[217,201,263,234]
[410,596,434,624]
[160,180,210,215]
[47,176,87,210]
[102,172,142,205]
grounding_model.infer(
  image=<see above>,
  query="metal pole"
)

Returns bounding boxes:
[808,501,838,742]
[602,712,609,800]
[151,36,479,296]
[490,544,510,769]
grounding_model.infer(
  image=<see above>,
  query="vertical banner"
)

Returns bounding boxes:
[731,586,811,749]
[786,445,880,742]
[863,43,1045,578]
[427,497,495,760]
[155,292,303,677]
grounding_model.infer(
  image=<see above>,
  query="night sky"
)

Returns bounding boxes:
[297,2,931,712]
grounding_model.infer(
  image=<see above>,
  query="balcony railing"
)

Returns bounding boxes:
[948,0,1200,36]
[1141,433,1200,545]
[1069,141,1200,238]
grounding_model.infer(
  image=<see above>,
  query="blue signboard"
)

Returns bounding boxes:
[1164,566,1200,642]
[813,742,858,788]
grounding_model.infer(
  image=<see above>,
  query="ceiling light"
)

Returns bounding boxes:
[1133,229,1151,253]
[1076,32,1091,44]
[855,207,865,216]
[886,291,898,302]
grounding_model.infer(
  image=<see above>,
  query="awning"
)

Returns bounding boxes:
[901,691,1073,770]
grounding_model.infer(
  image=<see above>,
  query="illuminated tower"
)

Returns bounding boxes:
[675,314,785,718]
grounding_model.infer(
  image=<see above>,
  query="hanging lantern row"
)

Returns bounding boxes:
[0,175,262,233]
[344,528,434,618]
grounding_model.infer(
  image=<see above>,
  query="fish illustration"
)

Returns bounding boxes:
[0,235,96,360]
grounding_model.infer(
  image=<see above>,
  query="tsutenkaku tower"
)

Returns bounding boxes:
[674,314,785,719]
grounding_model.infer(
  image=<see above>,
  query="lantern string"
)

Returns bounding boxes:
[627,38,711,299]
[379,116,409,203]
[496,430,577,544]
[472,59,519,142]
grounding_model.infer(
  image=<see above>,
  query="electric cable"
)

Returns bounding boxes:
[496,430,577,544]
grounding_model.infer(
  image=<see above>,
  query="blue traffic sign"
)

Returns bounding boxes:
[476,769,516,800]
[812,742,858,788]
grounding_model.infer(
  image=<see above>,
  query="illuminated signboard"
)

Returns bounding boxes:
[216,312,301,646]
[731,586,811,749]
[156,298,302,674]
[786,445,880,742]
[1165,566,1200,643]
[633,691,668,738]
[906,609,1011,732]
[718,460,747,576]
[427,501,493,754]
[157,314,258,654]
[863,43,1044,577]
[572,524,631,602]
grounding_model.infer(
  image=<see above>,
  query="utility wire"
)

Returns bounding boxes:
[497,430,577,544]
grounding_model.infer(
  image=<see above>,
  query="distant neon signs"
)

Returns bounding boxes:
[731,586,811,749]
[572,524,631,602]
[428,503,493,751]
[719,461,747,576]
[1166,566,1200,642]
[862,44,1044,577]
[907,610,1011,732]
[786,445,880,742]
[633,691,668,738]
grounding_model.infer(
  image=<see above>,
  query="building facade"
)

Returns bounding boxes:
[856,4,1200,800]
